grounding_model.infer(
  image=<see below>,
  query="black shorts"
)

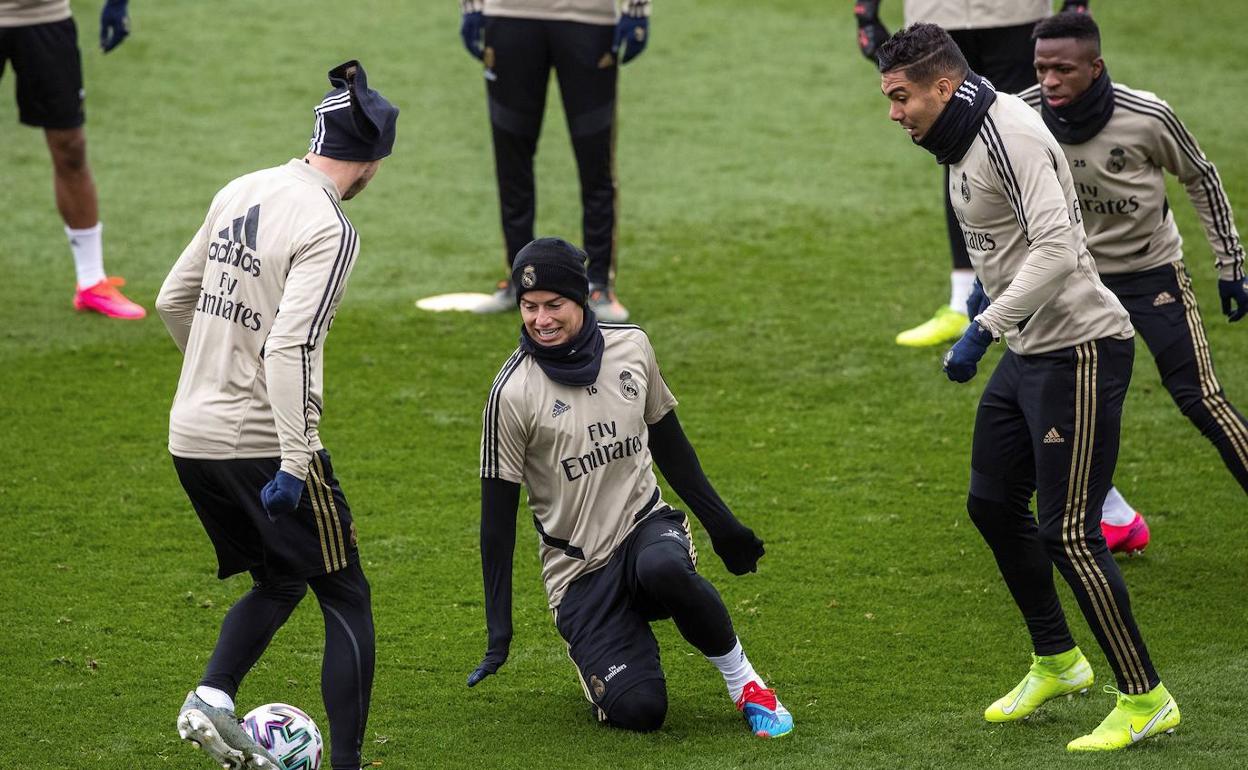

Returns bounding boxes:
[172,450,358,581]
[948,22,1037,95]
[0,17,85,129]
[553,509,695,715]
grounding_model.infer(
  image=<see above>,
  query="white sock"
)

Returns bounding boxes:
[1101,486,1136,526]
[195,685,235,712]
[949,269,975,314]
[66,222,105,289]
[707,638,761,704]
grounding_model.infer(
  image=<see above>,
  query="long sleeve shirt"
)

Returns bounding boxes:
[459,0,650,26]
[156,159,360,481]
[0,0,69,27]
[949,93,1133,354]
[1019,82,1245,281]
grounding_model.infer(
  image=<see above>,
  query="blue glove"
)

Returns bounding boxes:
[613,15,648,64]
[99,0,129,53]
[460,11,485,60]
[466,645,509,687]
[261,470,305,521]
[966,278,991,320]
[1220,276,1248,322]
[942,322,994,383]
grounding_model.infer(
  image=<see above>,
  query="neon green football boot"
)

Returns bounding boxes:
[1067,683,1180,751]
[984,647,1094,723]
[895,305,969,347]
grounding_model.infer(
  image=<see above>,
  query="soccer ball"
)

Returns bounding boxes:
[242,703,323,770]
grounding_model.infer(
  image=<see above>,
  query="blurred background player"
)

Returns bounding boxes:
[468,237,792,738]
[0,0,144,318]
[458,0,649,322]
[877,24,1179,750]
[157,61,397,770]
[1017,13,1248,552]
[855,0,1088,346]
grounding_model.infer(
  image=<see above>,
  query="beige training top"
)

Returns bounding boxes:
[459,0,650,26]
[948,91,1133,354]
[1018,82,1245,280]
[904,0,1050,30]
[0,0,70,27]
[481,324,678,608]
[156,160,360,481]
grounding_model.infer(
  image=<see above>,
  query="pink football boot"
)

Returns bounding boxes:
[1101,511,1150,555]
[74,276,146,319]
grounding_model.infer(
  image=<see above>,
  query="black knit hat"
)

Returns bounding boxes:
[511,237,589,306]
[309,60,399,162]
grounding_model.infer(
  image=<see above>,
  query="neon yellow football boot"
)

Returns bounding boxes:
[1067,683,1180,751]
[895,305,969,347]
[984,647,1094,723]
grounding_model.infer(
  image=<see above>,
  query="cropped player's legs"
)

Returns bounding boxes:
[308,563,375,770]
[1109,264,1248,492]
[550,21,618,290]
[967,351,1077,655]
[199,573,308,698]
[485,16,551,267]
[1028,339,1160,695]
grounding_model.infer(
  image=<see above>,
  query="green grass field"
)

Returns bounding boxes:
[1,1,1245,767]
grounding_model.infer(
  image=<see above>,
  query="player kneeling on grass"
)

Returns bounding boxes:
[468,237,793,738]
[156,61,398,770]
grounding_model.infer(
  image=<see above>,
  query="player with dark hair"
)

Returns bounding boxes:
[467,236,792,738]
[156,61,399,770]
[876,23,1179,751]
[855,1,1088,347]
[1012,12,1248,552]
[458,0,647,322]
[0,0,144,318]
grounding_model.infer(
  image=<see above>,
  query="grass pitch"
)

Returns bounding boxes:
[0,1,1244,767]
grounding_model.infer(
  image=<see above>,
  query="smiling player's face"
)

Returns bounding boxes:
[520,290,583,347]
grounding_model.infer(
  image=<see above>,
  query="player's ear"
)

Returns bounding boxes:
[1091,56,1105,80]
[935,76,955,102]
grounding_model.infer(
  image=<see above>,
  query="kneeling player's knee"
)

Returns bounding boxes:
[966,494,999,531]
[606,679,667,733]
[634,542,694,594]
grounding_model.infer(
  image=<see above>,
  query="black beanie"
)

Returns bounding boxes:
[309,60,399,162]
[512,237,589,306]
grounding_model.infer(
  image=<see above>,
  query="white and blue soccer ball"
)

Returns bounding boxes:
[242,703,324,770]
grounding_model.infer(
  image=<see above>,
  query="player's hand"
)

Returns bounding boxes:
[99,0,129,53]
[712,523,765,575]
[460,11,485,60]
[966,278,991,320]
[261,470,305,521]
[1060,1,1090,14]
[467,647,509,687]
[613,14,648,64]
[1219,276,1248,322]
[942,322,994,382]
[854,1,889,63]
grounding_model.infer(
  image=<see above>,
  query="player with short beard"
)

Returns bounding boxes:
[1014,12,1248,552]
[877,23,1179,751]
[469,237,792,738]
[156,61,398,770]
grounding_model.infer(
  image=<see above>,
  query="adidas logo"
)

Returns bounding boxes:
[552,399,571,418]
[208,204,263,277]
[1043,427,1065,444]
[1153,291,1176,306]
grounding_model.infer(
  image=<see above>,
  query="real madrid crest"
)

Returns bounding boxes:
[960,172,971,203]
[521,264,536,288]
[1107,147,1126,173]
[590,674,606,701]
[619,370,639,401]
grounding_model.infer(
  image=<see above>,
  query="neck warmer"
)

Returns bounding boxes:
[519,308,604,387]
[919,71,998,165]
[1042,69,1114,145]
